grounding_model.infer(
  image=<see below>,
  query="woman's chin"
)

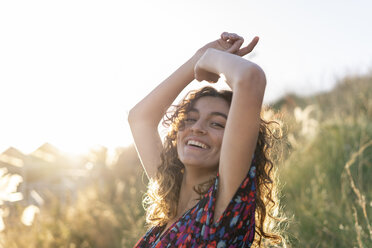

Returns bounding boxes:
[182,160,218,172]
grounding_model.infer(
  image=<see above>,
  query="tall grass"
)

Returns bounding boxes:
[0,72,370,247]
[278,73,372,247]
[0,146,148,248]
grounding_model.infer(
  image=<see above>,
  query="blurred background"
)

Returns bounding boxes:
[0,0,371,247]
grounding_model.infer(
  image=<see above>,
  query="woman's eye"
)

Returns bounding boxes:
[185,118,196,123]
[211,122,224,128]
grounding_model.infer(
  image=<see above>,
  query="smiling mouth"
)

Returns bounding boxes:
[186,140,209,149]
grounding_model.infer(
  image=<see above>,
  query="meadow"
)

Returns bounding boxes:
[0,72,371,247]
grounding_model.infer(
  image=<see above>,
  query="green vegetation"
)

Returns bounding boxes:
[0,72,371,247]
[276,73,372,247]
[0,146,148,248]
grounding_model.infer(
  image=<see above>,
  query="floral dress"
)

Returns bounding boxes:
[134,164,257,248]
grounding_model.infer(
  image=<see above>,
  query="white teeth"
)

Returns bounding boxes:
[187,140,208,149]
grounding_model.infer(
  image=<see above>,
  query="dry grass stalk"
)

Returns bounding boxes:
[344,140,372,241]
[352,206,363,248]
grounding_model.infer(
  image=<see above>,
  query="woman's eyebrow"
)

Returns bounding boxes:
[188,109,199,114]
[210,112,227,119]
[189,108,227,119]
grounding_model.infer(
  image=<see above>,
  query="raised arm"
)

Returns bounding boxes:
[194,47,266,214]
[128,54,196,179]
[128,33,259,179]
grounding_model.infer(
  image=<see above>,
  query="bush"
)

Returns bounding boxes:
[278,73,372,247]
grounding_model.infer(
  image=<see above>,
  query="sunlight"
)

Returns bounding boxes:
[0,171,23,204]
[31,149,57,163]
[0,153,24,167]
[21,205,40,226]
[30,190,44,206]
[0,210,4,232]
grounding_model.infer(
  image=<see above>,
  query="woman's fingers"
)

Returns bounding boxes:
[220,32,258,56]
[237,36,259,56]
[227,39,244,54]
[221,32,236,41]
[221,32,244,54]
[221,32,229,40]
[221,32,243,43]
[216,38,231,50]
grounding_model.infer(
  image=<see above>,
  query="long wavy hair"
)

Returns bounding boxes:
[143,86,285,246]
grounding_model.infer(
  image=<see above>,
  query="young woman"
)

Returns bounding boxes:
[129,32,282,247]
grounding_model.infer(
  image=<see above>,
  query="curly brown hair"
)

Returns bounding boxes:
[143,86,285,246]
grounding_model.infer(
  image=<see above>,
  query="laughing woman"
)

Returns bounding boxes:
[129,32,284,247]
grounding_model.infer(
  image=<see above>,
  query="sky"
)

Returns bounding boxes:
[1,0,371,155]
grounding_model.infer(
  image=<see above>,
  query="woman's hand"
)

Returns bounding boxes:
[194,32,259,83]
[197,32,259,58]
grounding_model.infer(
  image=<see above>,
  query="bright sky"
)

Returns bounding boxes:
[1,0,371,155]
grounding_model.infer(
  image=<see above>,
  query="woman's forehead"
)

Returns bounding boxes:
[190,96,230,115]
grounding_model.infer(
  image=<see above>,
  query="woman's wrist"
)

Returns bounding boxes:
[191,48,206,65]
[195,48,265,89]
[197,48,224,75]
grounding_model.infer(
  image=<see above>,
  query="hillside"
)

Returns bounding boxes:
[272,72,372,247]
[0,72,370,247]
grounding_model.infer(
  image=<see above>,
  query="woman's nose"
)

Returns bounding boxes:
[190,121,207,134]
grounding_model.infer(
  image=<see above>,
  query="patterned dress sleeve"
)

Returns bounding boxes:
[208,164,257,247]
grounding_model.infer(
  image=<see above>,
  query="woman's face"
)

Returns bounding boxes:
[177,96,230,170]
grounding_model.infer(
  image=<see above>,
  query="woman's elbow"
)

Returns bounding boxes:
[128,107,140,126]
[236,64,266,92]
[128,106,157,128]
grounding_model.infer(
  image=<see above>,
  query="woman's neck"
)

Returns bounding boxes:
[178,166,217,207]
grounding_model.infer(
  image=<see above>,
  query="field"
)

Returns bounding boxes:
[0,72,371,247]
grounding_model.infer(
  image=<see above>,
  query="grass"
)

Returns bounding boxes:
[277,72,372,247]
[0,72,371,247]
